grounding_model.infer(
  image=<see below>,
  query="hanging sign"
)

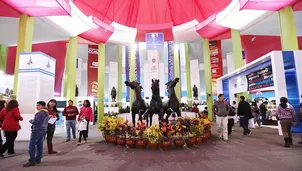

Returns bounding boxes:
[146,33,164,50]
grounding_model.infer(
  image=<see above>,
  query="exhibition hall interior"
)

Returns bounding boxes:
[0,0,302,171]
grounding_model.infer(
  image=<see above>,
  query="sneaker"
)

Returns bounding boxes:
[65,139,70,142]
[82,141,87,144]
[224,139,229,142]
[0,154,4,157]
[247,131,252,136]
[77,142,81,146]
[23,161,36,167]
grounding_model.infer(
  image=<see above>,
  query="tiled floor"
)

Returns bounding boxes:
[0,125,302,171]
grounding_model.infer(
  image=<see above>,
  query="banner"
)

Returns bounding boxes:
[146,33,164,50]
[247,66,274,91]
[209,40,223,96]
[167,41,174,81]
[125,45,140,102]
[209,40,223,79]
[87,45,98,98]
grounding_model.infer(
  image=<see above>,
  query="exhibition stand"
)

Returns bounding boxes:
[217,51,302,135]
[17,52,56,140]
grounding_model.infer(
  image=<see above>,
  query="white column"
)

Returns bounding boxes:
[190,59,200,101]
[226,53,235,74]
[271,51,287,135]
[147,50,160,80]
[109,62,118,102]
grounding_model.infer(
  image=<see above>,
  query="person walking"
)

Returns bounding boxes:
[260,101,268,124]
[78,100,93,139]
[0,100,23,157]
[0,100,6,148]
[46,99,59,154]
[212,94,230,141]
[23,101,49,167]
[227,105,236,136]
[251,102,261,128]
[276,97,296,148]
[63,100,79,142]
[77,116,88,145]
[237,96,253,136]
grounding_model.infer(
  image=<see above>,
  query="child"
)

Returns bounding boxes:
[77,116,88,145]
[23,101,49,167]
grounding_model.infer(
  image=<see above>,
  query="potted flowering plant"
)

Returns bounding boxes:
[179,117,195,147]
[116,119,128,146]
[106,117,119,144]
[191,118,204,144]
[202,118,212,139]
[173,119,188,148]
[125,124,137,148]
[135,121,147,149]
[160,122,173,150]
[97,116,111,141]
[144,124,162,150]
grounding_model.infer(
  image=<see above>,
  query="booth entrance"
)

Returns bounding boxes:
[217,51,302,135]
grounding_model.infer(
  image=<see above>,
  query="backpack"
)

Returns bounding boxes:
[229,107,236,116]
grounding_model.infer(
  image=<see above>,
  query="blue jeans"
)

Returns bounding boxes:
[240,116,251,135]
[28,131,46,163]
[66,120,76,139]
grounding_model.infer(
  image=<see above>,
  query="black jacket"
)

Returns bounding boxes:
[237,101,253,118]
[259,104,267,115]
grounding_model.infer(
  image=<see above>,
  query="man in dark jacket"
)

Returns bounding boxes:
[23,101,49,167]
[237,96,253,136]
[260,101,268,124]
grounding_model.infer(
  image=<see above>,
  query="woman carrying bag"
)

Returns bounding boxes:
[78,100,93,139]
[276,97,296,148]
[0,100,23,157]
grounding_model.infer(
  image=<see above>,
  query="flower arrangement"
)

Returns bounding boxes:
[125,123,136,138]
[160,122,173,139]
[202,118,212,132]
[144,124,162,143]
[97,116,111,137]
[135,121,147,139]
[116,119,129,138]
[98,115,212,149]
[190,118,204,137]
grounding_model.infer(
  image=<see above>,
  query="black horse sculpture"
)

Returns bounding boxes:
[144,79,163,126]
[124,81,147,126]
[163,77,181,122]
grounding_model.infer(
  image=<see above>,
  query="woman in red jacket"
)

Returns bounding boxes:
[0,100,23,157]
[78,100,93,139]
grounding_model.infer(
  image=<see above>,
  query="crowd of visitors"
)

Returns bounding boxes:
[0,94,301,167]
[211,94,302,148]
[0,98,93,167]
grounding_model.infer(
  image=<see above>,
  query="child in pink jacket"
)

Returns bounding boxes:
[78,100,93,139]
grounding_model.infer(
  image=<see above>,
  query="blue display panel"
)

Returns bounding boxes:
[282,51,302,133]
[222,79,229,100]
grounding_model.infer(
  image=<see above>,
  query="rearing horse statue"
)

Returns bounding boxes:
[164,77,181,122]
[124,81,147,126]
[143,79,163,126]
